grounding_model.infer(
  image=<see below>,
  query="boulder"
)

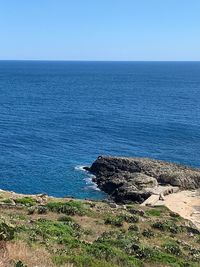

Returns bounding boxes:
[86,156,200,203]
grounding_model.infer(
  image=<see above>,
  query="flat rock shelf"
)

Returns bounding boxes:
[85,156,200,203]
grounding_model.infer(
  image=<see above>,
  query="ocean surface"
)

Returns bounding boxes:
[0,61,200,199]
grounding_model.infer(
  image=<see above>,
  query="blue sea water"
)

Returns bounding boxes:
[0,61,200,199]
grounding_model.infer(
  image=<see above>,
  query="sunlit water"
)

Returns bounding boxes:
[0,61,200,199]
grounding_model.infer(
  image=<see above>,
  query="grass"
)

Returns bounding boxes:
[145,206,168,217]
[15,197,37,207]
[104,213,139,227]
[1,199,14,204]
[0,192,200,267]
[46,201,88,216]
[163,241,182,256]
[152,220,183,234]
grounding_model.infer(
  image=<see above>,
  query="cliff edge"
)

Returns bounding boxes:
[85,156,200,203]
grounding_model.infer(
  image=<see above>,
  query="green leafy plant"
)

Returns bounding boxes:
[163,241,182,256]
[1,198,13,204]
[142,228,154,238]
[0,222,15,241]
[15,197,37,206]
[15,261,27,267]
[46,201,87,216]
[152,220,182,234]
[104,216,124,227]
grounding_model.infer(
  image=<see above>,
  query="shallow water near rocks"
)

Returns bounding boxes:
[0,61,200,199]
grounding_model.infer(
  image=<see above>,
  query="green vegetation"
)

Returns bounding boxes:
[46,200,88,216]
[1,198,14,204]
[104,213,139,227]
[0,222,15,240]
[142,228,155,238]
[152,220,183,233]
[0,192,200,267]
[15,197,37,206]
[145,206,168,217]
[104,215,124,227]
[163,241,182,256]
[15,262,27,267]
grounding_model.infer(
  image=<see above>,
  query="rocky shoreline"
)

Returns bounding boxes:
[85,156,200,204]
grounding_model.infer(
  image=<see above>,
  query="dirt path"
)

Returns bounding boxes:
[162,190,200,229]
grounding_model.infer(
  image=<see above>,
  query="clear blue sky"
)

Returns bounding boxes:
[0,0,200,61]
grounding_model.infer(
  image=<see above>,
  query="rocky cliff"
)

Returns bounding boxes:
[85,156,200,203]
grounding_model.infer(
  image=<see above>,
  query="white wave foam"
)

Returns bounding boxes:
[74,165,86,172]
[84,177,92,184]
[75,165,99,192]
[84,185,101,191]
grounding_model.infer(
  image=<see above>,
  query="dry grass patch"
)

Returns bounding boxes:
[0,241,73,267]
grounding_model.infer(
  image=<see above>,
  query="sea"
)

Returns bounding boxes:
[0,61,200,199]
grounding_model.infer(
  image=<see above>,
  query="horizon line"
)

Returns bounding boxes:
[0,59,200,62]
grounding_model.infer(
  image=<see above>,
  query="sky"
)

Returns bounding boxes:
[0,0,199,61]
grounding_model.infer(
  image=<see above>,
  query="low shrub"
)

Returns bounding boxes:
[152,220,182,234]
[0,222,15,241]
[15,197,37,206]
[46,201,87,216]
[104,216,124,227]
[163,241,182,256]
[170,211,181,219]
[37,206,48,214]
[27,207,35,215]
[53,254,122,267]
[86,243,119,261]
[104,213,139,227]
[128,224,139,232]
[121,214,139,223]
[128,208,145,216]
[129,244,154,259]
[57,215,74,222]
[30,218,81,244]
[1,198,13,204]
[15,261,27,267]
[142,228,154,238]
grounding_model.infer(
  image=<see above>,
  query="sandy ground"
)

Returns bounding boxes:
[162,190,200,229]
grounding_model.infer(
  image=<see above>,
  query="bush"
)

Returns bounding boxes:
[152,220,182,234]
[121,214,139,223]
[53,254,121,267]
[170,211,181,219]
[128,208,145,216]
[1,198,13,204]
[163,241,182,256]
[27,207,35,215]
[58,215,74,222]
[15,261,27,267]
[37,206,48,214]
[31,218,81,243]
[104,216,124,227]
[129,244,154,259]
[142,228,154,238]
[58,216,81,231]
[46,201,86,216]
[86,243,119,261]
[128,224,139,232]
[15,197,37,206]
[0,222,15,241]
